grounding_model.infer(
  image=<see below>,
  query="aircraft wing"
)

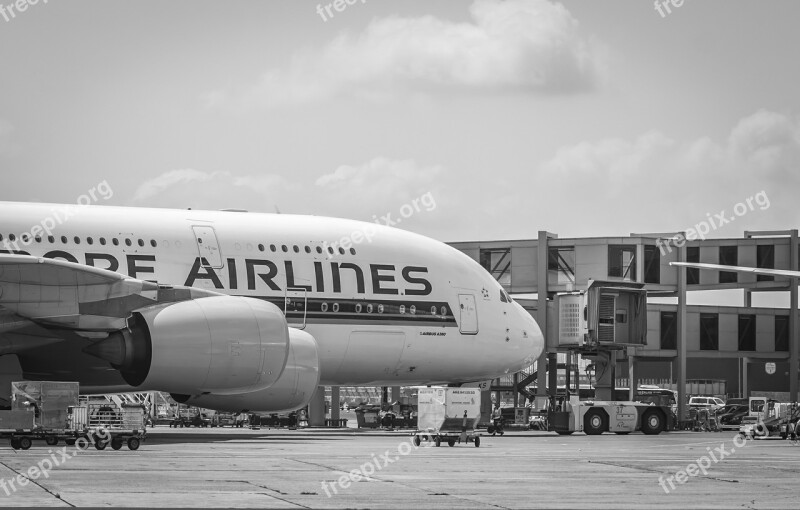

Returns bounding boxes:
[0,254,220,331]
[670,262,800,279]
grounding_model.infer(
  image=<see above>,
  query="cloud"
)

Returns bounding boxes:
[530,109,800,236]
[131,169,298,211]
[130,159,446,229]
[204,0,605,110]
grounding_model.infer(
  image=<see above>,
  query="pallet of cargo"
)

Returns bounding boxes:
[412,387,482,447]
[0,382,146,451]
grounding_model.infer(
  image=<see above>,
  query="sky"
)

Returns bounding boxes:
[1,0,799,246]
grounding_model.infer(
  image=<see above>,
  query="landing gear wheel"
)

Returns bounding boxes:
[413,435,421,447]
[19,437,32,450]
[111,439,123,451]
[474,436,480,447]
[45,436,58,446]
[448,438,456,447]
[583,409,607,435]
[641,410,665,435]
[434,436,441,447]
[127,437,141,451]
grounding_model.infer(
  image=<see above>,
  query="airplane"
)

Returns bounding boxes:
[0,201,543,413]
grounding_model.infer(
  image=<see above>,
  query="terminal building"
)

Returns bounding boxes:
[449,230,800,417]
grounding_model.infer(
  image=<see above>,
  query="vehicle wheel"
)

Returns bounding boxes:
[641,410,665,435]
[95,440,108,450]
[584,409,607,435]
[556,431,574,435]
[474,436,480,448]
[448,438,456,447]
[111,439,123,451]
[65,439,76,446]
[19,437,32,450]
[435,436,441,447]
[180,423,185,428]
[413,435,421,447]
[45,436,58,446]
[10,438,21,450]
[127,437,141,451]
[499,429,504,436]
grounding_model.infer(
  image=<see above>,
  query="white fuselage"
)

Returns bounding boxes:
[0,202,543,392]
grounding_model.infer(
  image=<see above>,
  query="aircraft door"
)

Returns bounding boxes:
[191,225,223,269]
[458,294,479,334]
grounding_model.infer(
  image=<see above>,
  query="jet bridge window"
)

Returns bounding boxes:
[608,245,636,281]
[548,246,575,285]
[480,248,511,288]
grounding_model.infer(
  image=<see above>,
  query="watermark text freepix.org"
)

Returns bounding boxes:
[1,428,111,497]
[321,191,436,258]
[316,0,366,22]
[1,180,114,253]
[656,190,770,255]
[0,0,48,23]
[321,434,436,497]
[658,429,754,494]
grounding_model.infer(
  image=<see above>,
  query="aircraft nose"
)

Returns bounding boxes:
[511,302,544,364]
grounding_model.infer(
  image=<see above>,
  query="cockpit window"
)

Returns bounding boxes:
[500,290,508,303]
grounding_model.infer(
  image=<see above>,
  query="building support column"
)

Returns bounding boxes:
[309,386,326,427]
[330,386,340,422]
[790,230,798,402]
[536,231,550,403]
[676,244,688,425]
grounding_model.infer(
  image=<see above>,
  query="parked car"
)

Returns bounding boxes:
[689,396,725,411]
[717,404,749,430]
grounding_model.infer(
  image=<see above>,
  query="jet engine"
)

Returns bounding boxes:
[171,328,320,413]
[84,296,290,395]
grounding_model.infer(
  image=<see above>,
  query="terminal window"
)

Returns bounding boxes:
[719,246,738,283]
[775,315,789,351]
[699,313,719,350]
[756,245,775,282]
[644,245,660,284]
[660,311,677,350]
[738,314,756,351]
[479,248,511,288]
[548,246,576,284]
[608,245,636,281]
[686,246,699,285]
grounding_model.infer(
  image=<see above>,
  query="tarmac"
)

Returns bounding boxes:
[0,426,798,509]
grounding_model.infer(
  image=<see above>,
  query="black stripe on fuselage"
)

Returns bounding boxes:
[248,296,458,327]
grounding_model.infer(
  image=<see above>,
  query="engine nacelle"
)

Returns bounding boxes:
[171,328,320,413]
[86,296,290,395]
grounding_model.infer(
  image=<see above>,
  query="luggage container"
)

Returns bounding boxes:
[0,382,146,451]
[413,387,482,447]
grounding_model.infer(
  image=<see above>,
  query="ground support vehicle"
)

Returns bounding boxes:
[413,387,482,448]
[548,395,672,435]
[739,397,797,440]
[0,382,146,451]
